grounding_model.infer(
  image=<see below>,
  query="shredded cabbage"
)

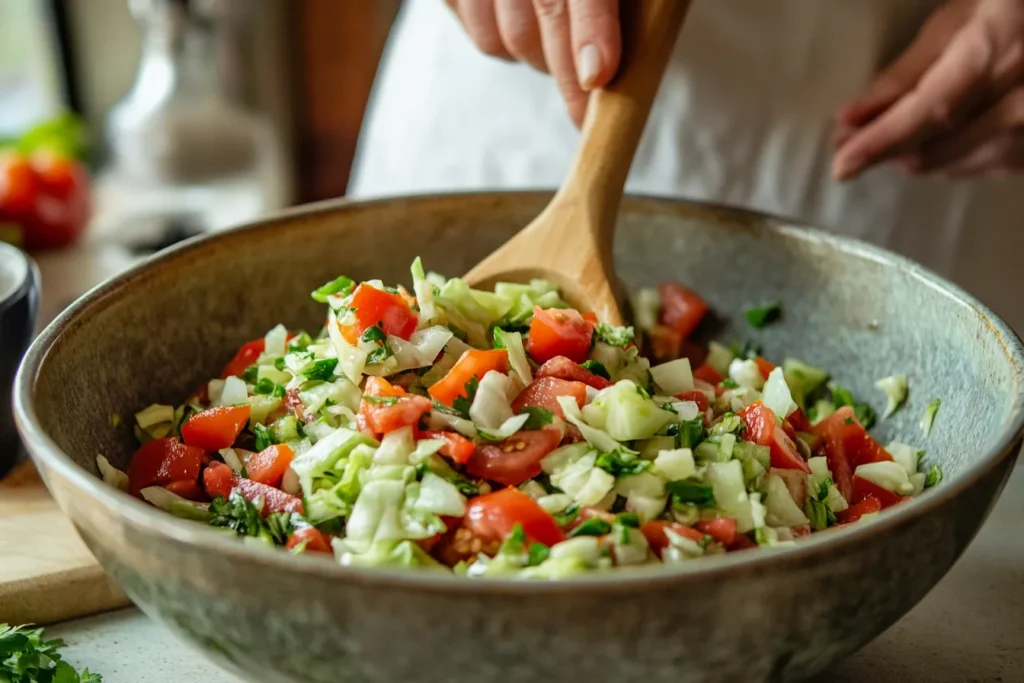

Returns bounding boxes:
[650,358,694,395]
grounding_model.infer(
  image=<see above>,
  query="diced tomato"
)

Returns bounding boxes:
[202,461,236,499]
[641,520,705,558]
[851,476,907,509]
[754,356,776,379]
[286,527,332,553]
[527,307,594,364]
[202,462,304,515]
[675,389,710,413]
[836,497,882,525]
[813,406,892,500]
[360,376,432,437]
[781,420,797,442]
[220,339,265,379]
[787,407,813,434]
[791,525,812,538]
[465,488,566,547]
[181,405,251,451]
[428,349,509,407]
[647,324,681,363]
[163,479,206,501]
[728,533,759,551]
[738,401,811,473]
[511,377,587,418]
[566,507,616,531]
[422,430,476,465]
[658,282,708,338]
[694,517,738,546]
[535,355,611,390]
[693,363,724,385]
[465,429,561,486]
[127,438,206,497]
[341,283,419,342]
[245,444,295,487]
[582,312,598,325]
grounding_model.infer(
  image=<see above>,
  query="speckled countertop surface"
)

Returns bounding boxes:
[47,463,1023,683]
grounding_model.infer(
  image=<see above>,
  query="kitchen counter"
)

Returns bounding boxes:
[48,463,1023,682]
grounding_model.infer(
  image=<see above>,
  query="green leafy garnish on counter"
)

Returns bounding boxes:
[0,623,102,682]
[921,398,941,437]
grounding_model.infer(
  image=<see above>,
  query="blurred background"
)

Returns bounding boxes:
[0,0,401,326]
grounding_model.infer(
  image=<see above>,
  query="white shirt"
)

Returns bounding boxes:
[350,0,1024,333]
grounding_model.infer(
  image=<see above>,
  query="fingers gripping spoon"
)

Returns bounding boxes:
[464,0,692,326]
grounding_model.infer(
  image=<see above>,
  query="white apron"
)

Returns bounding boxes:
[350,0,1024,333]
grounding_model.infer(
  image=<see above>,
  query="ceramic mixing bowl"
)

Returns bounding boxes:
[14,193,1024,682]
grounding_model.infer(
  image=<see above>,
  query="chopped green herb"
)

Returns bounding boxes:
[0,623,103,682]
[304,358,339,381]
[745,301,782,329]
[366,344,393,365]
[273,357,287,371]
[617,524,631,544]
[675,416,706,449]
[594,323,635,348]
[311,275,355,303]
[924,462,943,488]
[360,325,386,343]
[253,423,274,451]
[709,413,743,437]
[697,534,715,550]
[569,517,612,537]
[666,479,715,507]
[253,378,279,395]
[242,364,260,383]
[720,378,739,389]
[209,490,295,545]
[552,503,580,527]
[491,326,507,350]
[508,523,527,545]
[594,449,651,477]
[451,376,480,420]
[521,406,554,430]
[579,360,611,380]
[287,331,314,351]
[730,340,763,360]
[363,395,399,406]
[921,398,941,437]
[613,512,640,528]
[527,543,550,566]
[830,383,877,429]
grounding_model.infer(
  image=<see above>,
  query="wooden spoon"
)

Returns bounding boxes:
[464,0,692,326]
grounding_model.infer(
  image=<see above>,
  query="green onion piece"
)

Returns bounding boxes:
[311,276,355,303]
[580,360,611,380]
[666,479,715,507]
[569,517,612,537]
[745,302,782,329]
[921,398,941,437]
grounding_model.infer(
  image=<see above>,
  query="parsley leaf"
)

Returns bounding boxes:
[594,449,651,477]
[666,479,716,507]
[579,359,611,380]
[745,301,782,329]
[830,383,877,429]
[253,378,282,396]
[242,364,259,383]
[527,543,550,566]
[311,275,355,303]
[360,325,386,343]
[304,358,339,381]
[569,517,612,537]
[253,423,274,451]
[0,623,103,682]
[674,416,706,449]
[594,323,635,348]
[729,340,763,360]
[366,344,393,365]
[451,376,479,420]
[491,326,507,350]
[552,503,580,527]
[521,406,554,430]
[208,491,296,545]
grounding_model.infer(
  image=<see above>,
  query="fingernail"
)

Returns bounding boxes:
[578,44,602,90]
[832,156,860,181]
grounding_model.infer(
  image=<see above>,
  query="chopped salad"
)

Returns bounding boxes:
[99,259,942,578]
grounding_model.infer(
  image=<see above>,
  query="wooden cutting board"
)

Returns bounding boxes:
[0,461,131,625]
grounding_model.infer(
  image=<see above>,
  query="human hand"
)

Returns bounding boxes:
[832,0,1024,179]
[445,0,622,126]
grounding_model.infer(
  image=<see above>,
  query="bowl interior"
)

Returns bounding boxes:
[26,193,1024,486]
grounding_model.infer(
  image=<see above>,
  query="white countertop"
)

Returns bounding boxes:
[47,463,1023,682]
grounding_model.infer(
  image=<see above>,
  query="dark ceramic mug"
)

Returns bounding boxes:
[0,243,39,478]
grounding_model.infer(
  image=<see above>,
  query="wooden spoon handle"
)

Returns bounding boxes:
[560,0,691,255]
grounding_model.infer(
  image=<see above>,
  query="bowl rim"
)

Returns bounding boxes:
[13,190,1024,595]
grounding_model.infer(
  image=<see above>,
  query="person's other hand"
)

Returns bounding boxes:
[832,0,1024,179]
[445,0,621,126]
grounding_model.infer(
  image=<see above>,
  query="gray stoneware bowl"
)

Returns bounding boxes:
[14,193,1024,683]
